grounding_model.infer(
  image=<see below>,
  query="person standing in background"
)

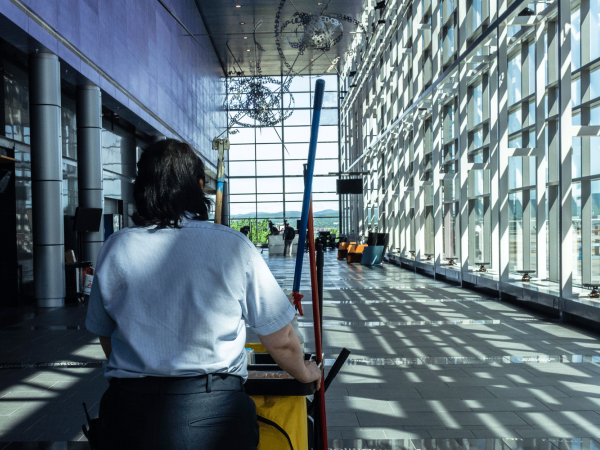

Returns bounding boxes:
[283,222,295,256]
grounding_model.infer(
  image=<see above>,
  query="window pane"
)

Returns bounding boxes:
[591,180,600,281]
[284,143,309,160]
[592,69,600,100]
[284,159,305,176]
[318,126,339,142]
[256,202,284,214]
[509,110,521,134]
[285,109,311,126]
[592,137,600,176]
[285,93,310,107]
[592,0,600,61]
[229,144,255,161]
[312,74,338,91]
[231,203,256,217]
[285,126,312,142]
[312,176,336,192]
[319,109,339,125]
[229,161,255,176]
[229,128,254,144]
[572,78,581,107]
[230,194,256,203]
[312,192,338,201]
[257,193,283,202]
[285,193,304,201]
[285,202,303,217]
[285,177,305,193]
[256,127,282,144]
[316,142,338,159]
[314,159,339,175]
[508,54,522,106]
[572,137,582,178]
[509,157,523,190]
[257,161,283,176]
[508,192,523,272]
[257,177,283,193]
[289,77,311,92]
[311,92,337,108]
[230,178,256,194]
[256,144,282,160]
[572,9,581,70]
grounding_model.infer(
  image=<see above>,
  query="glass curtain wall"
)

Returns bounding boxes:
[227,74,340,243]
[340,0,600,296]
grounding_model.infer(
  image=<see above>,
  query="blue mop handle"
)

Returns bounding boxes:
[293,79,325,293]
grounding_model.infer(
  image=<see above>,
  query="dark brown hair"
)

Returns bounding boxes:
[132,139,212,228]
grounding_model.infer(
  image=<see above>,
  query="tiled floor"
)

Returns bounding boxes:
[1,250,600,449]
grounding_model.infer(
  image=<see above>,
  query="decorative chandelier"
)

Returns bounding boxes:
[224,20,296,131]
[275,0,366,75]
[225,76,295,130]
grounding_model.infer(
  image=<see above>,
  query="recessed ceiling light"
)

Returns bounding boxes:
[247,49,251,51]
[244,36,248,39]
[311,58,315,61]
[236,4,241,7]
[240,22,245,25]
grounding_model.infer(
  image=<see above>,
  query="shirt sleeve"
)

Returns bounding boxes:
[85,274,116,337]
[243,247,296,335]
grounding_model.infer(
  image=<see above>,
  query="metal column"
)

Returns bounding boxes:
[76,85,104,266]
[30,53,64,307]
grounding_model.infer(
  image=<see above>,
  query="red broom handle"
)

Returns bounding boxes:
[307,200,328,450]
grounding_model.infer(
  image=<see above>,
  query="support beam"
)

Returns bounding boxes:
[30,53,64,307]
[76,85,104,266]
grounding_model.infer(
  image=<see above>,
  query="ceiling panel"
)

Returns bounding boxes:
[193,0,365,78]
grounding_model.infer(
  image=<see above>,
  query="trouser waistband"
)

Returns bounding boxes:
[109,373,244,395]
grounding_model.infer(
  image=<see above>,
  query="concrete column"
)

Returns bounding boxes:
[76,85,104,265]
[29,53,64,307]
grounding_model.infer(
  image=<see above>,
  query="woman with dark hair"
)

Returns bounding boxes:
[85,139,320,450]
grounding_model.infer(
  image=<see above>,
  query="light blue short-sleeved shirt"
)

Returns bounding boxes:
[85,217,296,380]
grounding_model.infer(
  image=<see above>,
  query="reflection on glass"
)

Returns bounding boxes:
[591,180,600,282]
[472,83,483,125]
[443,203,458,258]
[473,198,484,262]
[62,95,77,160]
[62,163,78,216]
[571,78,581,107]
[508,54,522,106]
[573,182,582,285]
[509,110,522,134]
[509,192,523,272]
[509,157,523,190]
[572,138,582,179]
[593,0,600,61]
[572,8,581,70]
[591,138,600,176]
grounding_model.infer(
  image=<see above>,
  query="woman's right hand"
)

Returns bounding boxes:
[300,360,322,390]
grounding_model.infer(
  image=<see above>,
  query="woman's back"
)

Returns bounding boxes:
[86,217,294,380]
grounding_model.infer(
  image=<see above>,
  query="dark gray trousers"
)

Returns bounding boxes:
[98,374,259,450]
